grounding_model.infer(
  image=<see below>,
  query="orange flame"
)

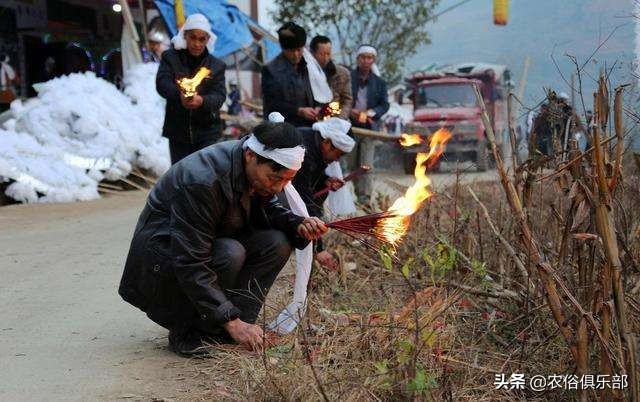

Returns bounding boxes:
[376,128,452,245]
[176,67,211,97]
[399,134,424,147]
[321,101,341,120]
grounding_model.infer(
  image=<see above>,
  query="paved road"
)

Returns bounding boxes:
[0,191,204,402]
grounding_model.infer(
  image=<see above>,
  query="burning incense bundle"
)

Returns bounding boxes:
[313,165,371,198]
[327,128,452,248]
[318,101,341,120]
[176,67,211,98]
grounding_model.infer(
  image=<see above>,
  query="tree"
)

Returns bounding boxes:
[272,0,440,83]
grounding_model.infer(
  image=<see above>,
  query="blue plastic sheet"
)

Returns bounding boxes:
[153,0,279,61]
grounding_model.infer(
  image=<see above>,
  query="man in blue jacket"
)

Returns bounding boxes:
[350,45,390,203]
[156,14,226,164]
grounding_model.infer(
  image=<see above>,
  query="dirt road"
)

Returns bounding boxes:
[0,169,497,401]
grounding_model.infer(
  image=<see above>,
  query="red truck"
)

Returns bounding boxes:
[402,63,512,173]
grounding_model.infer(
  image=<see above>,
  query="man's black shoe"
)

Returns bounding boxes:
[168,330,211,357]
[168,328,234,357]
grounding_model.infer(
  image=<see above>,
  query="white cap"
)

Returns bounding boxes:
[312,118,354,153]
[171,13,217,53]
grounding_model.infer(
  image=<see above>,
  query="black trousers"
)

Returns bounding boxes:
[169,137,218,165]
[176,229,292,335]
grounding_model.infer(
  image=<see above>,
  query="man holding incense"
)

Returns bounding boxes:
[293,118,355,270]
[119,120,328,356]
[157,14,226,164]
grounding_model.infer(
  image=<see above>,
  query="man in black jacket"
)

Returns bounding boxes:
[292,118,354,270]
[262,22,318,127]
[119,121,327,356]
[156,14,226,164]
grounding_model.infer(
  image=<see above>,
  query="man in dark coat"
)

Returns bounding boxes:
[292,118,354,270]
[261,22,318,127]
[119,121,327,356]
[156,14,226,164]
[349,45,390,203]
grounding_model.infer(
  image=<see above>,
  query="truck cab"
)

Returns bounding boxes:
[403,64,511,173]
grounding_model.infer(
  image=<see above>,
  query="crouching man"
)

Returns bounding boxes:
[293,118,355,270]
[118,121,327,356]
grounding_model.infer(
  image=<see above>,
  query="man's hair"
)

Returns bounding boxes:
[251,122,303,171]
[310,35,331,53]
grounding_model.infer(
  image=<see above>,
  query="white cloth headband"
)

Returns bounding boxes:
[356,45,381,76]
[171,13,217,53]
[357,45,377,57]
[312,118,354,153]
[243,114,306,171]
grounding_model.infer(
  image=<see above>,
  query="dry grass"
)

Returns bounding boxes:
[188,77,640,401]
[187,164,639,401]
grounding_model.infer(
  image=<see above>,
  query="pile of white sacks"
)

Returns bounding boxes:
[0,62,170,203]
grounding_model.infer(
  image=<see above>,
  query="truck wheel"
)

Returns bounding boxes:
[403,154,417,174]
[476,140,490,171]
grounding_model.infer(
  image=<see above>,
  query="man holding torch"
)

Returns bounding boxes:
[156,13,226,164]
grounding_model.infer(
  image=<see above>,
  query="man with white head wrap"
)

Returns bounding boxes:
[156,13,226,164]
[350,44,389,203]
[290,117,355,270]
[119,120,328,357]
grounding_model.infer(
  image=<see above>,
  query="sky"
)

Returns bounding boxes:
[260,0,637,108]
[405,0,637,107]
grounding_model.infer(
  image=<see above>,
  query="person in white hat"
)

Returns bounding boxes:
[291,117,355,270]
[156,13,227,164]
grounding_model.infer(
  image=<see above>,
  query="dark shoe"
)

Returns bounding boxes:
[168,328,234,357]
[168,329,211,357]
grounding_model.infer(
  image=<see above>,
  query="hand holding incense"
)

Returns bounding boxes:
[313,165,371,198]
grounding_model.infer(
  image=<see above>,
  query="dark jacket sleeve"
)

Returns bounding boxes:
[373,78,390,119]
[169,184,241,326]
[292,166,328,252]
[263,195,310,250]
[201,61,226,113]
[156,52,181,101]
[261,65,299,121]
[293,167,325,219]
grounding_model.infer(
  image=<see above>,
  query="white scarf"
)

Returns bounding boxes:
[302,48,333,104]
[260,111,313,334]
[1,57,16,90]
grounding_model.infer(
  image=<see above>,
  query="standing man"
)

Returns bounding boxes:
[309,35,352,121]
[350,45,389,203]
[262,22,318,127]
[156,14,226,164]
[119,120,328,356]
[293,118,354,270]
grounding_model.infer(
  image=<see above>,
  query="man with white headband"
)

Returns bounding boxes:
[119,121,328,357]
[350,44,389,203]
[156,13,226,164]
[291,118,355,270]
